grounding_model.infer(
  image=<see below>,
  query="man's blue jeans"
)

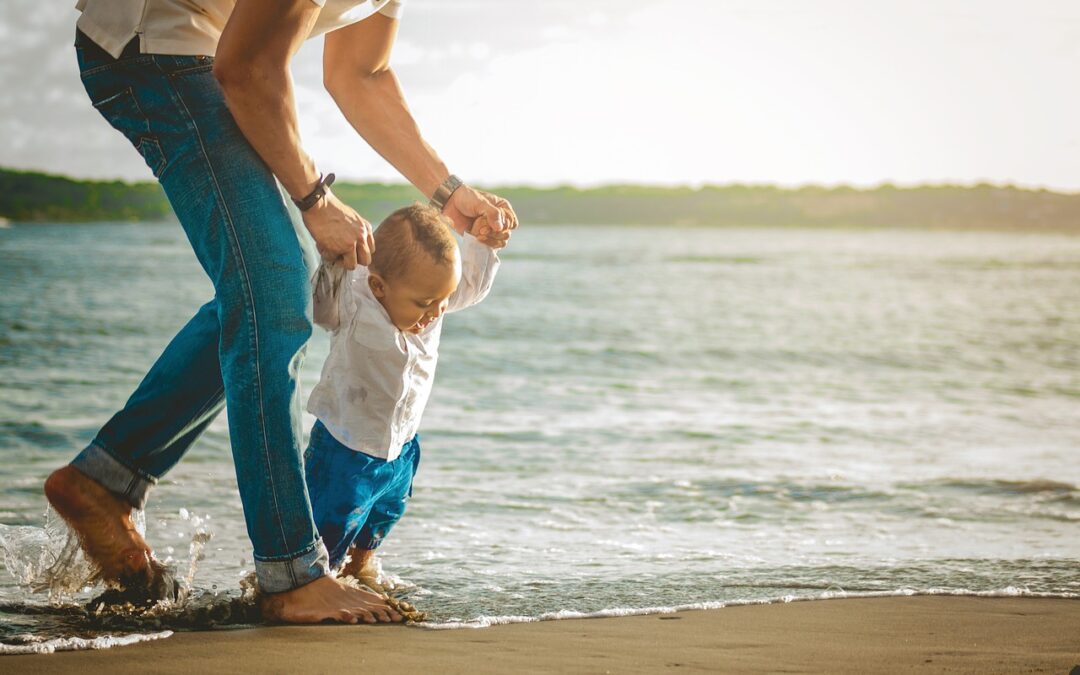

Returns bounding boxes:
[69,30,329,593]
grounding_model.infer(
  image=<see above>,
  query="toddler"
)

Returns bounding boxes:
[304,203,501,581]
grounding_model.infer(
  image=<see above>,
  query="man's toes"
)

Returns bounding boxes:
[369,607,391,623]
[337,610,358,624]
[355,609,376,624]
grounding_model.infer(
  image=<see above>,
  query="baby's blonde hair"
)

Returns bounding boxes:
[370,203,459,280]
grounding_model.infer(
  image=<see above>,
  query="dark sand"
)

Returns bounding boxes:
[5,596,1079,673]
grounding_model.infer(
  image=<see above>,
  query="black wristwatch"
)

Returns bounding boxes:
[294,172,335,212]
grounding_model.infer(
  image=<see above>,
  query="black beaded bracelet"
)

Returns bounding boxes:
[294,172,335,212]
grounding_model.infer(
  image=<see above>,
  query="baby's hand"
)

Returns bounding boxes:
[469,213,512,250]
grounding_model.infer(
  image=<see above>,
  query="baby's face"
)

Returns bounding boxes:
[369,251,461,334]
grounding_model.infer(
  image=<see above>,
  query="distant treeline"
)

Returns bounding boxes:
[0,168,172,222]
[3,167,1079,231]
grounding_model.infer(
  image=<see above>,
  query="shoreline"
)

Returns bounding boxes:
[4,596,1077,673]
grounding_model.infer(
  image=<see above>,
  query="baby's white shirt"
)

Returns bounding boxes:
[306,234,499,460]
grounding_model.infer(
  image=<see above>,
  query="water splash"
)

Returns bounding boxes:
[0,509,97,602]
[175,508,214,592]
[0,506,257,653]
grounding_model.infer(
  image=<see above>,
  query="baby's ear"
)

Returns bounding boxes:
[367,273,387,298]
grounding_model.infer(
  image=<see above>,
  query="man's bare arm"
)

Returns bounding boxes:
[323,14,517,238]
[214,0,373,267]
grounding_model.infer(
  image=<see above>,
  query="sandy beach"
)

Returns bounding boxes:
[4,596,1077,673]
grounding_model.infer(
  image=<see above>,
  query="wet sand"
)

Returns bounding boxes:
[5,596,1079,673]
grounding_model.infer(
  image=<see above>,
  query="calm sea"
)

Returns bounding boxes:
[1,222,1078,651]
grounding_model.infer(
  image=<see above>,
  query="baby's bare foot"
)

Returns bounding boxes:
[260,575,403,624]
[340,547,380,588]
[339,549,425,622]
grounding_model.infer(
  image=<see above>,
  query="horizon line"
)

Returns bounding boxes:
[4,165,1080,197]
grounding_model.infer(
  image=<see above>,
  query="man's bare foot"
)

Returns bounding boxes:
[259,575,403,624]
[44,466,176,602]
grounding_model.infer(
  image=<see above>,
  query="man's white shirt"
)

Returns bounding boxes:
[75,0,405,59]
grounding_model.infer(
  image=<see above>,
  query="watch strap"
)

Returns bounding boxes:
[294,172,335,212]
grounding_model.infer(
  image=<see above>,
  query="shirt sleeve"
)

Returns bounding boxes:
[311,262,349,332]
[446,233,500,314]
[309,0,402,17]
[377,0,405,19]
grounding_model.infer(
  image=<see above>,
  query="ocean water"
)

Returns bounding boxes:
[1,222,1078,651]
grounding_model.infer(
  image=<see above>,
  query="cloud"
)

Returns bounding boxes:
[3,0,1080,189]
[0,4,154,179]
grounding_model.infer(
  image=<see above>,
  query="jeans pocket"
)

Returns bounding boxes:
[91,87,167,178]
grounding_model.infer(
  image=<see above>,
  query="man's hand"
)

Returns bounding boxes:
[442,185,519,238]
[302,191,375,269]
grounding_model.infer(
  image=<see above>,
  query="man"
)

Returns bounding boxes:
[46,0,517,625]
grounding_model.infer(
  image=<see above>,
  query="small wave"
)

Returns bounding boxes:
[907,478,1079,502]
[0,630,173,655]
[937,257,1080,270]
[937,478,1076,494]
[666,255,764,265]
[420,586,1080,630]
[0,422,73,450]
[616,478,892,505]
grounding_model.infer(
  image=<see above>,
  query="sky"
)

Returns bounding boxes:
[1,0,1080,190]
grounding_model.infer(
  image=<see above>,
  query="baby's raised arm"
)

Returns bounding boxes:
[446,233,502,314]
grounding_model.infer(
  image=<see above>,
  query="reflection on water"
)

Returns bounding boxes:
[1,223,1078,648]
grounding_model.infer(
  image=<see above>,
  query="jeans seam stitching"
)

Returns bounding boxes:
[104,382,224,479]
[167,63,214,77]
[167,76,293,567]
[79,57,153,77]
[188,384,226,424]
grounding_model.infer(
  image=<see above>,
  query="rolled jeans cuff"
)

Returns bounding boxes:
[70,441,156,510]
[254,539,331,594]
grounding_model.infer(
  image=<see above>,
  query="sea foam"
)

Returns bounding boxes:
[0,630,173,655]
[421,586,1080,630]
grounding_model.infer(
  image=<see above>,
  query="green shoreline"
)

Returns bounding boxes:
[3,167,1080,232]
